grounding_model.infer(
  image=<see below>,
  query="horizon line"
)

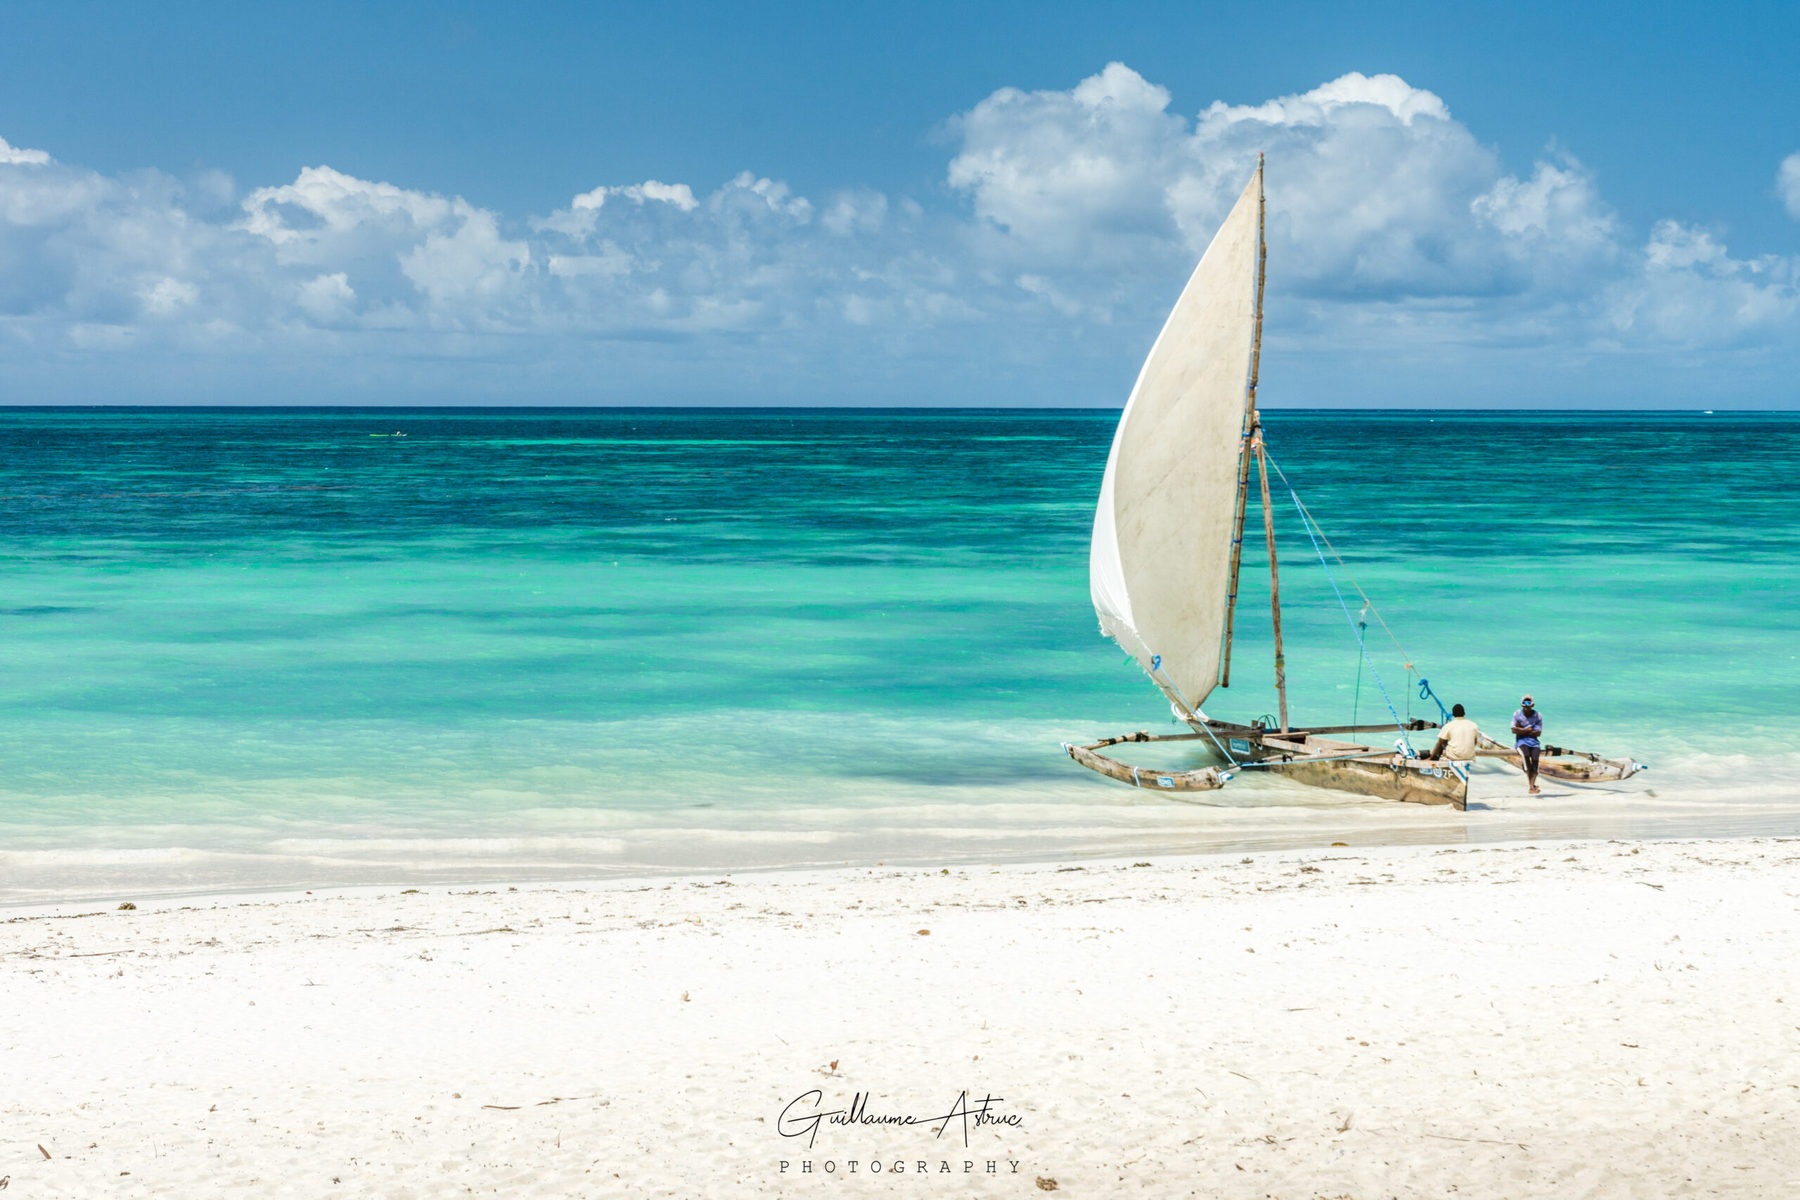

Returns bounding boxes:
[0,404,1794,415]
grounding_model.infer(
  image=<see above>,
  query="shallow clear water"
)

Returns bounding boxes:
[2,407,1796,900]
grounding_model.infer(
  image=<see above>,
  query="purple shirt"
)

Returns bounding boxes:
[1513,708,1542,749]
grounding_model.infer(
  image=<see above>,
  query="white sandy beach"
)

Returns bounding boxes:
[5,836,1799,1197]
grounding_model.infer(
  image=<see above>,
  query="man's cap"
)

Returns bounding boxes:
[1520,694,1534,704]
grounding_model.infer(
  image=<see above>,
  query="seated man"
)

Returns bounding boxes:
[1426,703,1481,762]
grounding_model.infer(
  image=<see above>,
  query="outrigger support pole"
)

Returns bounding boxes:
[1220,438,1253,687]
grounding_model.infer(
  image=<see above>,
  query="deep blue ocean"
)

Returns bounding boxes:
[3,408,1796,900]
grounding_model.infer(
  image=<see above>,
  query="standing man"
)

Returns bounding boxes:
[1512,695,1544,794]
[1426,703,1481,763]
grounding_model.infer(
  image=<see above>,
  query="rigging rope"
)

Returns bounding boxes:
[1118,632,1244,767]
[1145,654,1243,766]
[1275,477,1416,669]
[1265,453,1416,756]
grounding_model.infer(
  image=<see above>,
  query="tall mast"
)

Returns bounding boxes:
[1255,437,1289,731]
[1218,154,1266,688]
[1244,155,1288,730]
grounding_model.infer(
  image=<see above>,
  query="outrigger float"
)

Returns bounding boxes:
[1065,158,1641,812]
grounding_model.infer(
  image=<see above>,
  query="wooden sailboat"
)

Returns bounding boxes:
[1065,158,1640,810]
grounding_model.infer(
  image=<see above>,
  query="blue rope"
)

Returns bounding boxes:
[1417,677,1450,723]
[1265,454,1415,756]
[1192,720,1241,766]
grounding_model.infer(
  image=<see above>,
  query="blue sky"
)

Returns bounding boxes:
[2,0,1798,406]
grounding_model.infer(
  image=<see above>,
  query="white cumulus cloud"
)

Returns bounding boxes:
[0,134,52,166]
[1606,220,1799,348]
[240,165,459,245]
[1,66,1798,406]
[537,178,699,237]
[1779,152,1800,220]
[400,211,530,315]
[297,272,356,323]
[948,63,1618,304]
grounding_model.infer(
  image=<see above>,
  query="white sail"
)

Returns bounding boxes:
[1089,165,1262,713]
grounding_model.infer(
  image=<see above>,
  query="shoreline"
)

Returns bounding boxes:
[4,826,1793,916]
[7,771,1800,910]
[0,829,1702,918]
[0,824,1789,916]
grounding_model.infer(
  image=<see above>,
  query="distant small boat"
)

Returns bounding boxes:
[1065,157,1642,809]
[369,432,408,438]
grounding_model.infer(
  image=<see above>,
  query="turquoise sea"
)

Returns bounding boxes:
[2,408,1796,902]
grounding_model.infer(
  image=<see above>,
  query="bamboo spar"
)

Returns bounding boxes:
[1218,432,1253,687]
[1255,438,1288,732]
[1217,156,1267,688]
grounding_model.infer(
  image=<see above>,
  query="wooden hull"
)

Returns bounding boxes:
[1065,724,1464,808]
[1246,733,1467,809]
[1539,757,1640,783]
[1254,752,1467,807]
[1473,734,1644,782]
[1068,716,1638,808]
